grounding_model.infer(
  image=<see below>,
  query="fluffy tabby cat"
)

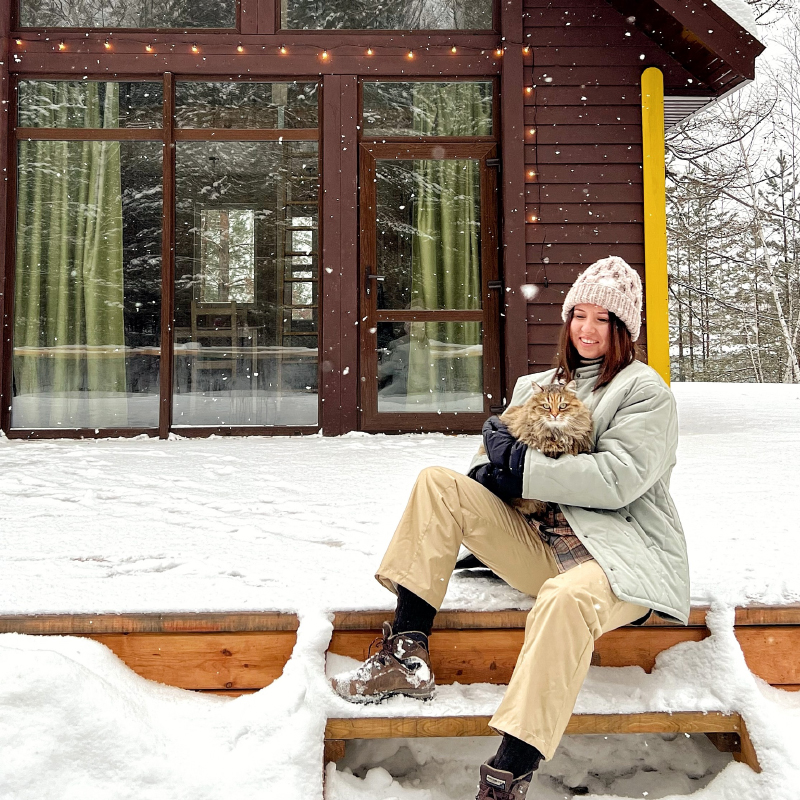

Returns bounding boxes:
[483,381,594,517]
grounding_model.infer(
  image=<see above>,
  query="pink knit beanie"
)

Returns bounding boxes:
[561,256,643,341]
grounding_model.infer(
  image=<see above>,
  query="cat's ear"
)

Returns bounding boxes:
[563,380,578,394]
[530,381,544,395]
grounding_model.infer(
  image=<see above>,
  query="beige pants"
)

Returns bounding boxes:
[376,466,648,760]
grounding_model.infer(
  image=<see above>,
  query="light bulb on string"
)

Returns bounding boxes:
[529,128,536,136]
[451,46,457,54]
[237,44,244,52]
[191,43,199,53]
[528,170,535,178]
[321,49,329,60]
[495,47,503,57]
[279,45,287,54]
[58,41,66,50]
[407,50,414,59]
[104,39,111,49]
[145,44,153,52]
[367,47,374,55]
[15,38,23,46]
[525,86,533,95]
[523,46,531,55]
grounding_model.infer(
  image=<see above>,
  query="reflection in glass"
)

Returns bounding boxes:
[376,159,481,311]
[377,322,483,413]
[174,141,318,426]
[19,0,235,28]
[283,0,492,29]
[363,82,493,137]
[12,140,163,429]
[17,81,163,129]
[199,209,256,303]
[175,82,318,129]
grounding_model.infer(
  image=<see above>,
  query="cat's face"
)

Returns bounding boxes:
[529,381,583,428]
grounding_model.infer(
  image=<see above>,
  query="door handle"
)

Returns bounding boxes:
[366,270,385,296]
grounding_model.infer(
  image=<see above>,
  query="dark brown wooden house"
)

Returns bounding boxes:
[0,0,763,438]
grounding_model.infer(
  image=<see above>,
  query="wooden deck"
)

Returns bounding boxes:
[2,606,799,694]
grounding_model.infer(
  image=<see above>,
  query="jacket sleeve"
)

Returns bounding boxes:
[521,380,678,510]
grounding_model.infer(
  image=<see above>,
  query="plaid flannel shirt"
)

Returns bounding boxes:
[524,503,594,573]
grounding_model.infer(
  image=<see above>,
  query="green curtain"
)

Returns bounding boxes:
[407,83,488,408]
[14,82,127,426]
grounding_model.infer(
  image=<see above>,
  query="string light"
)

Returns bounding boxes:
[191,43,199,53]
[58,41,66,50]
[237,44,244,52]
[522,46,531,55]
[451,46,457,54]
[321,49,328,60]
[529,128,536,135]
[15,38,22,45]
[525,86,533,95]
[528,170,536,178]
[530,214,538,222]
[104,39,112,49]
[366,47,374,55]
[495,47,503,57]
[145,44,153,52]
[279,45,287,54]
[407,50,414,59]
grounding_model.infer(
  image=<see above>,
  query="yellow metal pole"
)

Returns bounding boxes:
[641,67,670,385]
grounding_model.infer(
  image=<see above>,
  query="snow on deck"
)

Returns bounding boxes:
[1,382,799,616]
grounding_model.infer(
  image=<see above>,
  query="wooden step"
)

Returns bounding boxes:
[324,711,761,772]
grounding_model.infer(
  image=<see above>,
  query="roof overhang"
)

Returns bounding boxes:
[605,0,765,97]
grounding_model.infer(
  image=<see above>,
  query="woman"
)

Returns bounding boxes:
[332,256,689,799]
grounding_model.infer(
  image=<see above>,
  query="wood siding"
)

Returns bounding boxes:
[523,0,707,371]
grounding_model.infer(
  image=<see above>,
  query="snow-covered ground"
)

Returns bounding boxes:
[1,382,799,614]
[2,381,800,799]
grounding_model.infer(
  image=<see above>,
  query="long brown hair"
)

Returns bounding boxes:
[554,308,637,391]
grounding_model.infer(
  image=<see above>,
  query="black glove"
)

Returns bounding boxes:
[482,416,528,478]
[468,462,523,503]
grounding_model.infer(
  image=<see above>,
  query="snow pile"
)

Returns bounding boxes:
[1,382,799,615]
[713,0,760,37]
[0,611,335,800]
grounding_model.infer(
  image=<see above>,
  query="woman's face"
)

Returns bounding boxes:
[570,303,611,359]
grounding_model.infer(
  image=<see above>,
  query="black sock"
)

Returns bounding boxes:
[392,585,437,638]
[493,734,543,777]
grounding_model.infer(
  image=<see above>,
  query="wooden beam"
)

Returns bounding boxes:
[0,0,10,435]
[500,0,528,392]
[641,66,670,384]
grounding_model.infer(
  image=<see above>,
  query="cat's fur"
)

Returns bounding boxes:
[482,381,594,518]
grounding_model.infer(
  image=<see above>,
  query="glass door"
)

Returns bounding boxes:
[359,142,501,431]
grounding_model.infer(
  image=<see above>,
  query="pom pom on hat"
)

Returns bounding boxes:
[561,256,643,341]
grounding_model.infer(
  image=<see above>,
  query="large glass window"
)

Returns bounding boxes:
[175,82,318,130]
[18,81,163,130]
[12,137,163,429]
[173,140,319,427]
[18,0,236,28]
[282,0,492,29]
[363,82,493,138]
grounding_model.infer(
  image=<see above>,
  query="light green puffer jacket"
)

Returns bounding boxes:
[470,359,690,624]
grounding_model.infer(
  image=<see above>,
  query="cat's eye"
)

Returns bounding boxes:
[558,403,567,410]
[542,404,551,410]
